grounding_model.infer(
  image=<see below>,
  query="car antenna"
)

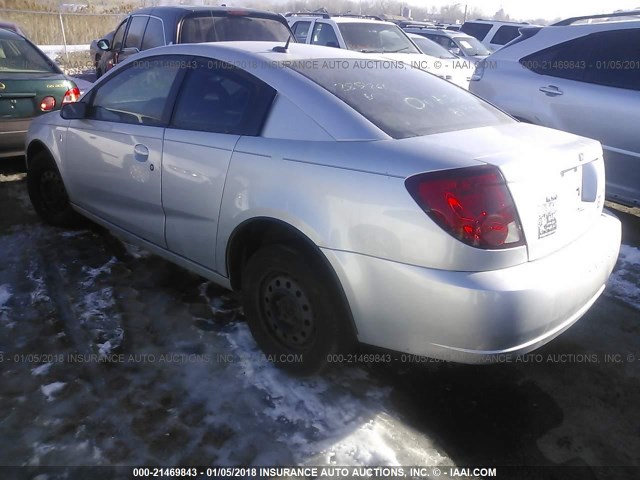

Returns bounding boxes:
[272,34,292,53]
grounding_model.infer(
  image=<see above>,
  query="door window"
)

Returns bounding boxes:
[111,18,128,51]
[124,15,148,50]
[88,56,183,126]
[170,58,276,135]
[520,36,590,82]
[460,22,492,41]
[291,21,311,42]
[141,17,165,50]
[583,29,640,91]
[310,22,340,48]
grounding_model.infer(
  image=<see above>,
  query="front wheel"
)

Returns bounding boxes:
[241,244,354,375]
[27,152,82,228]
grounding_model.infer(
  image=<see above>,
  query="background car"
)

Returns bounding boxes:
[470,11,640,206]
[404,26,491,62]
[26,42,620,374]
[95,6,294,77]
[0,28,79,158]
[287,12,473,88]
[460,19,535,51]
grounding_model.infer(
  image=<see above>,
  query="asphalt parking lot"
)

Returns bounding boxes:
[1,157,639,479]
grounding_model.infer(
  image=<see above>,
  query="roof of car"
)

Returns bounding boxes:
[287,15,393,25]
[404,27,470,37]
[0,27,23,39]
[128,6,287,20]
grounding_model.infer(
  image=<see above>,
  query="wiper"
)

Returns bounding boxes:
[359,49,381,53]
[385,46,410,53]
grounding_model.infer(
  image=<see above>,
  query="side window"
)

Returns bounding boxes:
[584,29,640,91]
[460,22,492,41]
[124,15,148,50]
[141,17,165,50]
[111,18,128,51]
[311,22,340,48]
[490,25,521,46]
[89,57,183,126]
[292,21,311,43]
[170,58,276,135]
[520,36,589,82]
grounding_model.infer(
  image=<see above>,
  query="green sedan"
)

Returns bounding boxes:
[0,27,79,158]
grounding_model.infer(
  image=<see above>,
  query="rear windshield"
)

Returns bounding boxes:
[289,59,511,139]
[337,23,420,54]
[460,22,492,41]
[456,35,491,56]
[180,14,291,43]
[0,37,58,73]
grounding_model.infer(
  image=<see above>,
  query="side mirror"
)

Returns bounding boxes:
[61,102,87,120]
[97,38,111,51]
[450,47,461,56]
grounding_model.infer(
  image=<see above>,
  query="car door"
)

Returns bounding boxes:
[162,57,276,270]
[521,29,640,204]
[64,57,184,246]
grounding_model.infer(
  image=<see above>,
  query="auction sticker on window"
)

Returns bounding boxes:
[538,194,557,239]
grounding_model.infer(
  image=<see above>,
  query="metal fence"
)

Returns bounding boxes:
[0,8,126,53]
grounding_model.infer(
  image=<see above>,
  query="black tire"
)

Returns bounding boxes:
[27,151,82,228]
[241,244,354,375]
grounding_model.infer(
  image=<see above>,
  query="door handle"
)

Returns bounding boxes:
[133,143,149,162]
[539,85,563,96]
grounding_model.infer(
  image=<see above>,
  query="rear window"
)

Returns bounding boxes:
[0,37,58,73]
[180,14,291,43]
[338,23,420,54]
[289,59,511,139]
[490,25,521,46]
[460,22,492,41]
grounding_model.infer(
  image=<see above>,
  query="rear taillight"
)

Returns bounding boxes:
[39,96,56,111]
[405,165,525,249]
[62,86,80,105]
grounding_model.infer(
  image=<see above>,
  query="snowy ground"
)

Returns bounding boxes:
[1,161,639,478]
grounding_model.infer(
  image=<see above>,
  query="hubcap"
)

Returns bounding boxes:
[261,274,315,349]
[39,169,68,213]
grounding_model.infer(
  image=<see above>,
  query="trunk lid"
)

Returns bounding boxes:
[408,123,606,261]
[0,74,72,119]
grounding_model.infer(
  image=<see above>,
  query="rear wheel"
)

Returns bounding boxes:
[27,151,82,228]
[241,244,354,375]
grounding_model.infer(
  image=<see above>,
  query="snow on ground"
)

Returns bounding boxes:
[606,245,640,310]
[0,219,448,467]
[0,284,11,307]
[38,44,90,61]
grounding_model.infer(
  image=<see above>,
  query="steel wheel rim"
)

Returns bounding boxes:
[261,273,316,349]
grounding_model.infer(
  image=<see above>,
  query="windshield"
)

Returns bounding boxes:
[181,14,292,42]
[338,23,420,54]
[410,36,457,59]
[456,35,491,56]
[0,36,58,73]
[289,59,511,139]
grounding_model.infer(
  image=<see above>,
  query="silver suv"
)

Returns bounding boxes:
[469,11,640,206]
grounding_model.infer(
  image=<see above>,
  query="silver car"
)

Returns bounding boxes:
[470,13,640,206]
[25,42,621,374]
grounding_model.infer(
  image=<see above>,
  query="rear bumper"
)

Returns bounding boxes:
[0,118,31,157]
[322,211,621,363]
